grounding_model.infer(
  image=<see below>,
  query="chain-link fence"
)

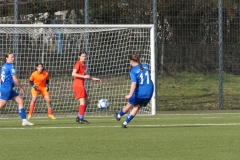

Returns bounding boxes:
[0,0,240,111]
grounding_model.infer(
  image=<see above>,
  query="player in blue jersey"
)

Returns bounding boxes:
[114,53,154,128]
[0,53,34,126]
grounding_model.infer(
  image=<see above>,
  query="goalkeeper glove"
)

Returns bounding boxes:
[46,84,49,92]
[32,85,38,91]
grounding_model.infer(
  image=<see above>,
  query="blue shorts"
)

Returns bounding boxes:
[0,88,19,101]
[128,95,152,107]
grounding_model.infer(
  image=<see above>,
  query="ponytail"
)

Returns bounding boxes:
[139,63,144,70]
[129,53,144,70]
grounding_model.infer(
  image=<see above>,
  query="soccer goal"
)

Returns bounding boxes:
[0,24,156,118]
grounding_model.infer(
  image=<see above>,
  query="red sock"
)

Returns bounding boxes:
[84,105,87,112]
[29,104,35,115]
[78,105,86,119]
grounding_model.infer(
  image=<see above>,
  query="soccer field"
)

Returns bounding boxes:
[1,112,240,160]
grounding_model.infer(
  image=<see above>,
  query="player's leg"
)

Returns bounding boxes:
[0,99,8,110]
[43,94,56,120]
[73,85,89,124]
[28,88,39,120]
[122,98,151,128]
[0,89,10,109]
[77,97,89,124]
[28,95,38,119]
[114,102,133,121]
[12,94,34,126]
[114,94,136,121]
[122,105,141,128]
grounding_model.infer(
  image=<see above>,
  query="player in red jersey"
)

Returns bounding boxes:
[27,63,56,120]
[72,51,101,124]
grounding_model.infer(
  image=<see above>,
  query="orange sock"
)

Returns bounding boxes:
[29,104,35,115]
[48,107,53,115]
[78,105,86,119]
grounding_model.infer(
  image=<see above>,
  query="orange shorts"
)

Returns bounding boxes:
[72,85,87,100]
[31,87,50,97]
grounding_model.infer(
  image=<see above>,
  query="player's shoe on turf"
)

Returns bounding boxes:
[114,111,121,121]
[22,120,34,126]
[76,116,79,122]
[48,114,56,120]
[122,124,127,128]
[27,114,32,120]
[79,119,89,124]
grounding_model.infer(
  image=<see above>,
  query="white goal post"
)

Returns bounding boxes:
[0,24,156,117]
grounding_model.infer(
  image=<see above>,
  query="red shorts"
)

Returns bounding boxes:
[72,85,87,100]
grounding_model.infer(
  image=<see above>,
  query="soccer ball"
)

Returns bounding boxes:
[98,99,109,110]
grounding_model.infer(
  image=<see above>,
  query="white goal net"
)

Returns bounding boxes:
[0,24,155,118]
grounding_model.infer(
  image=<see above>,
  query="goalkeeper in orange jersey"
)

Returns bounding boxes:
[72,51,101,124]
[27,63,56,120]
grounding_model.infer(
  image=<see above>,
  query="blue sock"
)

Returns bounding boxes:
[79,115,84,119]
[119,109,126,117]
[124,114,135,124]
[19,108,26,119]
[78,114,84,119]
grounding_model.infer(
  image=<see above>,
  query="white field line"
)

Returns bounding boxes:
[1,111,240,120]
[0,114,238,122]
[0,117,223,123]
[157,112,240,116]
[1,123,240,130]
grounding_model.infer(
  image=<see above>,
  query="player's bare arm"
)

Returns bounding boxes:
[125,82,137,99]
[72,69,87,78]
[91,77,101,82]
[72,69,101,82]
[71,68,85,78]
